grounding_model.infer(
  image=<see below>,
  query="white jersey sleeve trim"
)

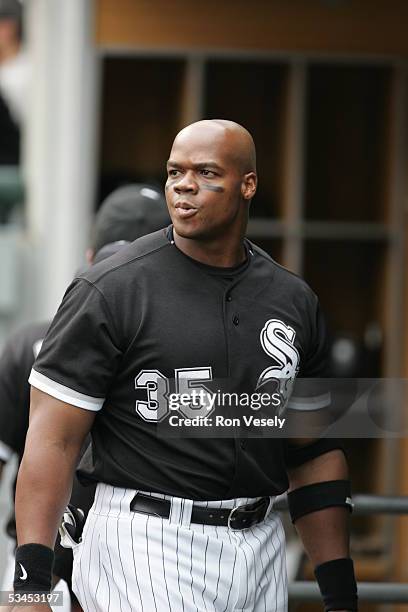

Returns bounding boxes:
[287,392,331,411]
[29,368,104,411]
[0,440,13,462]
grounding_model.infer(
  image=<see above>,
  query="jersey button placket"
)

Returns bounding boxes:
[232,315,239,326]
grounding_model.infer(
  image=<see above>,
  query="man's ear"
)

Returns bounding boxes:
[85,248,95,264]
[241,172,257,201]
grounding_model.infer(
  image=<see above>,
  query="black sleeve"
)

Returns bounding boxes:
[30,279,123,410]
[300,299,329,378]
[0,334,31,458]
[286,298,331,418]
[283,299,336,464]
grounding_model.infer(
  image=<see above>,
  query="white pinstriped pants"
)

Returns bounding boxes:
[72,483,288,612]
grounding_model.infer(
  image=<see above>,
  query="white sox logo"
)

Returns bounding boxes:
[257,319,300,413]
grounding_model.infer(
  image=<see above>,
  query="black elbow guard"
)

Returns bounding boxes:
[287,479,353,523]
[285,438,346,469]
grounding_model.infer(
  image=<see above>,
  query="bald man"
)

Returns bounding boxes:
[12,120,356,612]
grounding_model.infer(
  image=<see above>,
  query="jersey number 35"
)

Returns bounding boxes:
[134,367,213,422]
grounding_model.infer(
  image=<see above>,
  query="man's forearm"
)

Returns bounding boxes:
[293,505,349,566]
[15,436,77,548]
[15,388,95,550]
[288,449,350,565]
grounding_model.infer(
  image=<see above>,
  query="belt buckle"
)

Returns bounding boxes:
[227,497,270,531]
[227,505,241,530]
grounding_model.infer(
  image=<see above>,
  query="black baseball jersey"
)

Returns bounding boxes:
[0,322,96,543]
[0,321,49,537]
[0,322,49,460]
[30,227,328,501]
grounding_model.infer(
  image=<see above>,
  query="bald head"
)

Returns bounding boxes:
[173,119,257,175]
[166,118,258,252]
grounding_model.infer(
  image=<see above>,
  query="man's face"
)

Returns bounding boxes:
[0,19,19,51]
[165,128,255,241]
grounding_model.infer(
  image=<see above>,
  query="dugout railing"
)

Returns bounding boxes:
[273,494,408,604]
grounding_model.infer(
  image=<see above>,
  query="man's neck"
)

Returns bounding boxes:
[173,230,247,268]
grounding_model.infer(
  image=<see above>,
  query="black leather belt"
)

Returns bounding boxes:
[130,493,271,530]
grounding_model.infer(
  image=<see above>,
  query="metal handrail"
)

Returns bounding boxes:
[290,582,408,603]
[274,493,408,515]
[275,493,408,604]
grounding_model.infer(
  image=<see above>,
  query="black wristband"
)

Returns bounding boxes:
[315,558,358,611]
[14,543,54,593]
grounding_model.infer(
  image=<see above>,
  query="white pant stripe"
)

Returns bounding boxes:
[262,521,278,612]
[213,540,224,607]
[201,535,210,611]
[161,517,171,610]
[250,528,269,611]
[259,515,287,611]
[240,543,250,610]
[78,519,92,612]
[241,530,259,609]
[146,515,159,612]
[116,496,131,611]
[176,525,186,611]
[130,512,144,610]
[256,524,274,612]
[189,530,198,611]
[223,545,237,612]
[94,536,101,608]
[105,487,117,599]
[86,502,98,612]
[100,561,110,611]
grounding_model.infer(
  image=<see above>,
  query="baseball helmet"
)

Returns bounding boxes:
[91,183,170,254]
[0,0,22,18]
